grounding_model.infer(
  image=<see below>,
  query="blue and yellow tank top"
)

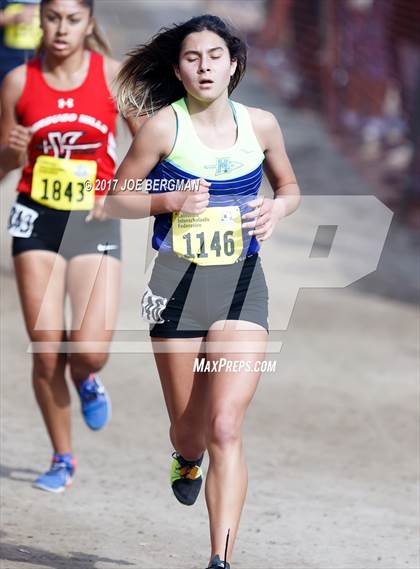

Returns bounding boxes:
[147,97,265,266]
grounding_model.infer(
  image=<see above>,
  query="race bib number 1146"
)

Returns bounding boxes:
[172,206,243,266]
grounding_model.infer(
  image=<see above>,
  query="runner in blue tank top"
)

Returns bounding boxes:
[105,15,301,569]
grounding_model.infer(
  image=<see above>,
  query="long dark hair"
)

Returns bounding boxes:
[39,0,111,55]
[117,14,247,117]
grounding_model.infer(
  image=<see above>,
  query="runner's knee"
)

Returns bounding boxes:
[32,352,65,382]
[69,352,108,379]
[206,412,241,451]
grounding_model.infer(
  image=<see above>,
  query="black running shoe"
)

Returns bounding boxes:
[207,554,231,569]
[170,451,204,506]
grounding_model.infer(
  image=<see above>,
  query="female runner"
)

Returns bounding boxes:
[0,0,136,493]
[106,14,300,569]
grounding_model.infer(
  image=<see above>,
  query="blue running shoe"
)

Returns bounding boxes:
[33,453,76,493]
[79,374,111,430]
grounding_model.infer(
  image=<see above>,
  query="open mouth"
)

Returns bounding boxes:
[53,39,68,49]
[199,79,214,86]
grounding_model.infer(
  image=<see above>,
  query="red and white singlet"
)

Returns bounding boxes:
[15,50,118,210]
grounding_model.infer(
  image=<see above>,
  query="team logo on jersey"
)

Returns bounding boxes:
[204,158,244,176]
[58,97,74,109]
[42,131,102,159]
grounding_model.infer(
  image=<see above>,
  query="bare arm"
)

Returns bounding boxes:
[0,65,30,178]
[0,10,16,26]
[104,107,210,219]
[242,108,301,241]
[0,6,36,27]
[252,108,301,216]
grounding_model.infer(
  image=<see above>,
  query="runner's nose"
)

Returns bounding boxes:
[57,20,68,35]
[198,58,211,73]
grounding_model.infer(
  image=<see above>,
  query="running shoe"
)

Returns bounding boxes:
[207,554,231,569]
[170,451,204,506]
[78,374,111,430]
[33,453,76,493]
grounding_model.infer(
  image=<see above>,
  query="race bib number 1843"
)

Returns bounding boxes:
[31,155,97,211]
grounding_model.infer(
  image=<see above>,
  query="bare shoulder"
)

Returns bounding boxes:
[133,105,177,157]
[1,64,27,102]
[104,57,121,79]
[103,56,122,90]
[246,106,284,151]
[247,106,281,133]
[140,105,176,136]
[0,65,27,142]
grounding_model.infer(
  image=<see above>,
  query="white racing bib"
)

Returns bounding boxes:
[8,202,39,238]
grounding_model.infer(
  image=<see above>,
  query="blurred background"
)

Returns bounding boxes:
[208,0,420,228]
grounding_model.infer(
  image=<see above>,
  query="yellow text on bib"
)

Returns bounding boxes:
[172,206,243,266]
[4,4,42,50]
[31,156,97,211]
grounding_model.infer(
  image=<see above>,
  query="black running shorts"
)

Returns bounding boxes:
[142,252,269,338]
[9,193,121,260]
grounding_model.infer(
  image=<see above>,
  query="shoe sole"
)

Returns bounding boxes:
[172,477,203,506]
[172,492,198,506]
[32,477,73,494]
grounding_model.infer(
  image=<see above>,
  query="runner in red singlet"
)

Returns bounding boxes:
[0,0,138,493]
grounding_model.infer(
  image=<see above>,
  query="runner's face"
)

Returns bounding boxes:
[175,30,237,102]
[41,0,93,57]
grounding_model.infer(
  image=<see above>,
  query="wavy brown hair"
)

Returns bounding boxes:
[117,14,247,117]
[39,0,111,55]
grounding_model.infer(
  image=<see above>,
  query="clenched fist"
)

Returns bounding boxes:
[175,178,211,215]
[85,196,110,223]
[8,125,31,155]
